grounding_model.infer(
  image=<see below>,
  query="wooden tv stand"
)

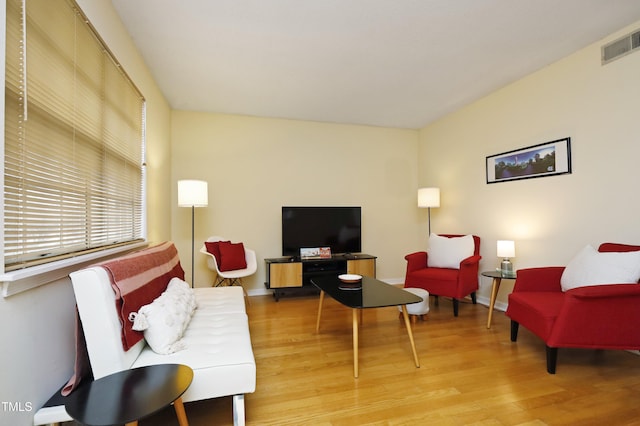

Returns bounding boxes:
[264,254,376,301]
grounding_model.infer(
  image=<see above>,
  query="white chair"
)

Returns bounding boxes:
[200,236,257,296]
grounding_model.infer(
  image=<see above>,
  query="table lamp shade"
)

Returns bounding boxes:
[418,187,440,208]
[497,240,515,258]
[178,180,208,207]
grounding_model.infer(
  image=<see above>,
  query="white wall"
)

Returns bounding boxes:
[0,2,173,425]
[170,112,421,290]
[419,20,640,307]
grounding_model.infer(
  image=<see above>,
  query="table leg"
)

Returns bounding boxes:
[401,305,420,368]
[352,309,359,378]
[487,277,502,329]
[173,397,189,426]
[316,290,325,333]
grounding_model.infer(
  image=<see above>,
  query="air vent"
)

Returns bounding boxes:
[601,29,640,65]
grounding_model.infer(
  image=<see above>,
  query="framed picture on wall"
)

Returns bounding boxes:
[486,137,571,184]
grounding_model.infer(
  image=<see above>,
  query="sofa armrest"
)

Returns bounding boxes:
[548,284,640,348]
[404,251,428,273]
[513,267,565,293]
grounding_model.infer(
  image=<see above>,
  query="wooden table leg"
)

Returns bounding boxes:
[173,397,189,426]
[316,290,325,333]
[352,309,359,378]
[487,277,502,329]
[401,305,420,368]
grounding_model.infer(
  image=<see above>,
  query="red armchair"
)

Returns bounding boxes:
[404,234,481,316]
[506,242,640,374]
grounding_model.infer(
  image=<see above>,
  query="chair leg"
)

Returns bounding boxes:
[434,295,439,306]
[452,299,459,316]
[471,292,477,304]
[233,394,246,426]
[546,346,558,374]
[510,320,519,341]
[238,278,251,307]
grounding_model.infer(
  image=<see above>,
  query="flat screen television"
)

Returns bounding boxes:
[282,206,361,257]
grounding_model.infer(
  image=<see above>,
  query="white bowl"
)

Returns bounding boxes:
[338,274,362,283]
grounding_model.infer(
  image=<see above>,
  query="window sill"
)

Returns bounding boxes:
[1,242,148,297]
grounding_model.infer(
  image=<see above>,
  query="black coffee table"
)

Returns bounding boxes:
[64,363,193,426]
[311,275,422,378]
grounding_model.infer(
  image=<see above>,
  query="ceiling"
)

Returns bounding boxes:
[111,0,640,129]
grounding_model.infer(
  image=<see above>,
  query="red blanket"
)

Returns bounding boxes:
[63,242,184,396]
[99,241,185,350]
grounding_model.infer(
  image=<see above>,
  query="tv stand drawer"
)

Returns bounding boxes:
[268,262,303,288]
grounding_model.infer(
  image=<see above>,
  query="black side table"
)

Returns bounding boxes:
[481,270,517,329]
[65,363,193,426]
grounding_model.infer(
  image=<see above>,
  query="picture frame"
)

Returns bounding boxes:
[486,137,571,184]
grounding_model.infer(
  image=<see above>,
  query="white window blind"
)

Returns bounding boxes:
[4,0,146,271]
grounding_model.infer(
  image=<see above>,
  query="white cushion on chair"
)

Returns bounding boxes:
[427,234,474,269]
[560,245,640,292]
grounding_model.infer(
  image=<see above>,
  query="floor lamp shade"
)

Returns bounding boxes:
[178,180,208,288]
[178,180,208,207]
[418,187,440,208]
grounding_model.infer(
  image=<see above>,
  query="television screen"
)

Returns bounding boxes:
[282,206,361,257]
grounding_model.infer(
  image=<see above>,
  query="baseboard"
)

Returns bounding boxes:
[247,287,272,297]
[475,294,507,312]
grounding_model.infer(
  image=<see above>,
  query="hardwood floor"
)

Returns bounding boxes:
[142,293,640,425]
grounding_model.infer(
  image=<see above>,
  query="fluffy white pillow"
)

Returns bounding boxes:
[560,245,640,292]
[427,233,475,269]
[129,277,197,354]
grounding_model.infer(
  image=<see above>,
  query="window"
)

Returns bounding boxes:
[3,0,146,272]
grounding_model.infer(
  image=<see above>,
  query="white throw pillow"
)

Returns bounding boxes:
[129,278,197,354]
[560,245,640,292]
[166,277,198,320]
[427,233,475,269]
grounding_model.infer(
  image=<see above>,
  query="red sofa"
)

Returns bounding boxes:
[404,234,481,316]
[506,242,640,373]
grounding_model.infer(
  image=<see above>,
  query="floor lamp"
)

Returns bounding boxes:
[418,187,440,235]
[178,180,208,288]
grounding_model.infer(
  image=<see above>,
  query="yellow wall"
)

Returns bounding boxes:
[419,20,640,307]
[171,112,420,289]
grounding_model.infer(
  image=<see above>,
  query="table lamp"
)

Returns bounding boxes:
[497,240,515,274]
